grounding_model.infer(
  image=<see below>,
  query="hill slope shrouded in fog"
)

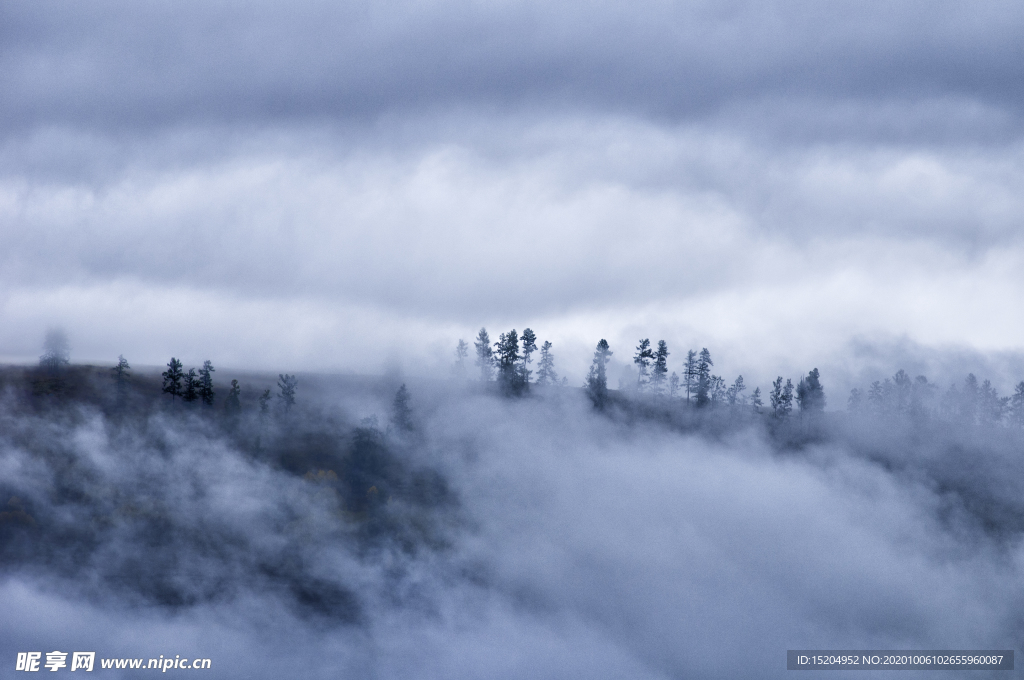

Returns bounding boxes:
[1,362,1023,679]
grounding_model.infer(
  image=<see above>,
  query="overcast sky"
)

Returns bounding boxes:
[2,0,1023,394]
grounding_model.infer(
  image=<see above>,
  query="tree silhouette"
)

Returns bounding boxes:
[796,368,825,413]
[536,340,558,386]
[586,339,613,407]
[474,328,493,382]
[112,355,130,404]
[695,348,713,407]
[453,340,469,379]
[162,358,184,402]
[519,328,538,386]
[494,329,521,395]
[278,374,297,412]
[40,329,70,372]
[198,360,215,406]
[182,368,199,403]
[650,341,669,394]
[633,339,654,391]
[390,384,413,433]
[224,379,241,415]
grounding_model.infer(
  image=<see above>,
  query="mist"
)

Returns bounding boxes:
[1,357,1022,678]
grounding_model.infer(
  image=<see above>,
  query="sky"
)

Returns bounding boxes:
[2,0,1024,395]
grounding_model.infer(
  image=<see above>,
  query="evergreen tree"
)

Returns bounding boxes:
[684,350,697,404]
[162,358,184,402]
[978,379,1007,425]
[453,340,469,379]
[650,340,669,394]
[585,339,613,407]
[695,348,713,407]
[112,355,131,403]
[796,368,825,413]
[633,339,654,390]
[519,328,538,386]
[474,328,494,382]
[726,375,746,407]
[769,376,793,418]
[278,374,298,412]
[536,340,558,386]
[182,368,199,403]
[750,386,763,414]
[848,388,864,412]
[390,384,413,433]
[1011,381,1024,428]
[40,329,70,373]
[710,375,727,407]
[198,360,216,406]
[224,379,241,415]
[669,372,680,398]
[258,389,272,416]
[494,329,522,394]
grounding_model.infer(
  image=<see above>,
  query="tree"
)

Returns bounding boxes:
[224,379,241,415]
[684,350,697,404]
[278,374,297,412]
[474,328,493,382]
[453,340,469,379]
[162,358,184,401]
[633,339,654,390]
[978,379,1007,425]
[494,329,521,395]
[112,355,131,403]
[848,388,864,412]
[535,340,558,386]
[198,360,215,406]
[750,386,763,414]
[770,376,793,418]
[1011,381,1024,428]
[796,368,825,413]
[726,375,746,408]
[519,328,538,386]
[650,340,669,394]
[694,348,713,407]
[669,372,680,398]
[258,389,272,417]
[182,368,199,403]
[710,375,727,407]
[390,384,413,433]
[40,329,70,372]
[585,339,613,407]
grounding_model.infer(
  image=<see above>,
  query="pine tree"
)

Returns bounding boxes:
[684,350,697,404]
[650,340,669,394]
[224,379,241,415]
[182,368,199,403]
[519,328,538,386]
[474,328,493,382]
[769,376,792,418]
[1011,381,1024,428]
[112,355,131,403]
[453,340,469,379]
[726,375,746,407]
[278,374,297,412]
[695,348,713,407]
[710,375,727,407]
[258,388,272,416]
[536,340,558,386]
[390,384,413,433]
[669,372,680,398]
[633,339,654,391]
[198,360,215,406]
[494,329,522,395]
[750,386,763,414]
[585,339,613,407]
[796,368,825,413]
[40,329,70,373]
[848,388,864,412]
[162,358,184,402]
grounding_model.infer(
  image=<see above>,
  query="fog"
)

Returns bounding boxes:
[1,364,1022,678]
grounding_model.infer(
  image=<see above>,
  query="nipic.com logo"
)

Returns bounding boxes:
[15,652,212,672]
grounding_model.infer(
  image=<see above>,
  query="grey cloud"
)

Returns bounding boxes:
[1,1,1023,142]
